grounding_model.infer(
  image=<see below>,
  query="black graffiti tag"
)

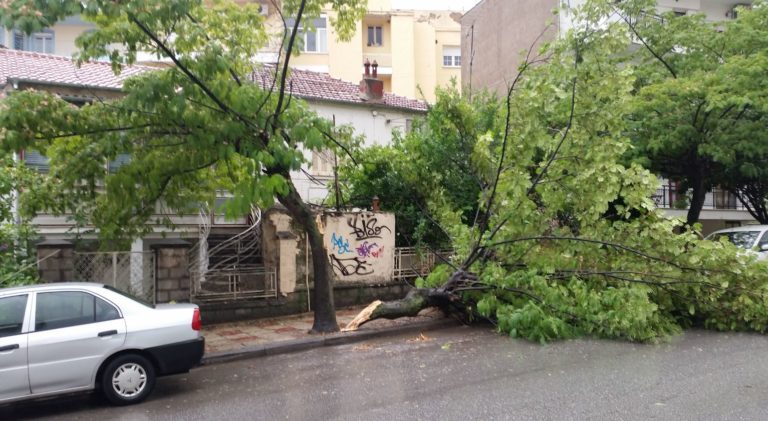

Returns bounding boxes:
[329,254,374,277]
[347,214,392,241]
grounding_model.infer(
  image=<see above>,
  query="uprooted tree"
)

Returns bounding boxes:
[0,0,367,333]
[342,0,768,342]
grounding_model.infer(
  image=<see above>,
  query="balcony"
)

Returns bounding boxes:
[651,185,746,211]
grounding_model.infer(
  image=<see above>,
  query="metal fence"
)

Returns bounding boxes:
[190,266,277,301]
[393,247,453,280]
[73,251,156,303]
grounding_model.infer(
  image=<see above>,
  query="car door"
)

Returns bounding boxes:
[0,293,31,402]
[27,290,126,394]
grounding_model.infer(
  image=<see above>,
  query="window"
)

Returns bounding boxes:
[367,26,383,46]
[286,16,327,53]
[11,29,55,54]
[0,295,28,338]
[311,149,335,176]
[442,46,461,67]
[35,291,120,332]
[24,150,50,173]
[108,153,131,173]
[759,231,768,249]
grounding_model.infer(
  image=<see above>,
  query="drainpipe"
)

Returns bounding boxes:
[305,234,311,312]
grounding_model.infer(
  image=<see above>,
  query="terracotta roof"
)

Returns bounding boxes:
[0,48,150,90]
[251,66,428,112]
[0,49,428,112]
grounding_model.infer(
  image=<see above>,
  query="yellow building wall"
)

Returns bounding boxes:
[389,14,416,99]
[53,24,94,57]
[434,29,462,95]
[328,17,364,84]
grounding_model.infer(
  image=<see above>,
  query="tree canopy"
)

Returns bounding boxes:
[0,0,367,332]
[343,0,768,342]
[622,0,768,224]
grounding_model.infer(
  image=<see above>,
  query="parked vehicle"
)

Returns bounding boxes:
[704,225,768,261]
[0,283,204,406]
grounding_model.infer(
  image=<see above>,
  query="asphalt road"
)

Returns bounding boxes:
[4,325,768,420]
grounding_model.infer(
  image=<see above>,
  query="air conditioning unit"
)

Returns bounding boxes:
[726,3,752,19]
[259,3,269,16]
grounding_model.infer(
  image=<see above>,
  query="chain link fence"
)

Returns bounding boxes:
[73,251,156,303]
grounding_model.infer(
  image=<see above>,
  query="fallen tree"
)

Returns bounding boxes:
[342,0,768,342]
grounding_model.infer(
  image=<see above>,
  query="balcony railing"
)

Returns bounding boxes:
[651,186,746,211]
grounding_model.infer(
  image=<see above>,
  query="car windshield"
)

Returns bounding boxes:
[708,231,760,249]
[103,285,154,308]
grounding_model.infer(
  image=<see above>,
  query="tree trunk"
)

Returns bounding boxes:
[686,169,707,226]
[277,173,339,333]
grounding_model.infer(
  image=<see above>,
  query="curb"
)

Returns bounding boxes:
[201,317,459,365]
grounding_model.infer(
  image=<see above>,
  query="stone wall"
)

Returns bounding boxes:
[36,241,74,282]
[198,281,410,324]
[153,245,191,303]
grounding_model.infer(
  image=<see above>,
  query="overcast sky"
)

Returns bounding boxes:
[391,0,483,12]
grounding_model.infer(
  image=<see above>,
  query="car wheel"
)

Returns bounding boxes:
[100,354,156,405]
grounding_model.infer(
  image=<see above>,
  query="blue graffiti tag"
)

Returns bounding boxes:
[331,233,352,254]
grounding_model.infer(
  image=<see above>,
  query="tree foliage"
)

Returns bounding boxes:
[346,0,768,343]
[339,88,501,248]
[622,0,768,224]
[0,154,40,287]
[0,0,366,332]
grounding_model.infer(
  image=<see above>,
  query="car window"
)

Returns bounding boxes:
[0,295,27,338]
[35,291,120,332]
[709,231,760,249]
[96,297,120,322]
[759,231,768,248]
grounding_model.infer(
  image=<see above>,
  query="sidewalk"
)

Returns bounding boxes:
[201,306,453,364]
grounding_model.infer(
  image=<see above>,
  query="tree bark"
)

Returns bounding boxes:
[276,172,339,333]
[686,167,707,226]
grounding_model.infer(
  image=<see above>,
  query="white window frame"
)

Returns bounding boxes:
[11,29,55,54]
[288,16,327,53]
[442,46,461,68]
[367,26,383,47]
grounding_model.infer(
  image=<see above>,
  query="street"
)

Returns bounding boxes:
[3,325,768,420]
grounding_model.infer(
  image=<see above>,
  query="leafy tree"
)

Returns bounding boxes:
[620,0,768,225]
[0,154,41,287]
[339,88,502,249]
[344,0,768,342]
[0,0,366,333]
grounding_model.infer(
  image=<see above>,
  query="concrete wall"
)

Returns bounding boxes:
[461,0,559,96]
[323,212,395,283]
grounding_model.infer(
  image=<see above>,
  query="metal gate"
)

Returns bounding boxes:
[74,251,156,303]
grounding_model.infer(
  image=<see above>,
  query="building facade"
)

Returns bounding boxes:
[258,0,468,102]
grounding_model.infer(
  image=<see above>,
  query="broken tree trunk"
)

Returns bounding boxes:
[342,271,475,331]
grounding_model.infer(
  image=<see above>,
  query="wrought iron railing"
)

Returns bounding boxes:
[651,186,746,211]
[190,266,277,301]
[393,247,453,280]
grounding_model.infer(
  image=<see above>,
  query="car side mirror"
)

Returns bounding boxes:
[761,244,768,252]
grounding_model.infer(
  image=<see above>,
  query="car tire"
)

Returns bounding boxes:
[100,354,156,405]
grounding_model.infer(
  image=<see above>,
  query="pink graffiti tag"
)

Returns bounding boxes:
[356,241,384,258]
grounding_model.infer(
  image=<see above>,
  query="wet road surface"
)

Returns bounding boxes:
[3,326,768,420]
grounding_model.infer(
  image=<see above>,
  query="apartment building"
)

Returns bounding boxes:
[259,0,471,102]
[462,0,753,97]
[0,15,94,57]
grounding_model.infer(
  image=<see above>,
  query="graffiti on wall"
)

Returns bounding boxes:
[324,212,395,282]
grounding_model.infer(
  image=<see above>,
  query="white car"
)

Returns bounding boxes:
[0,282,204,406]
[705,225,768,261]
